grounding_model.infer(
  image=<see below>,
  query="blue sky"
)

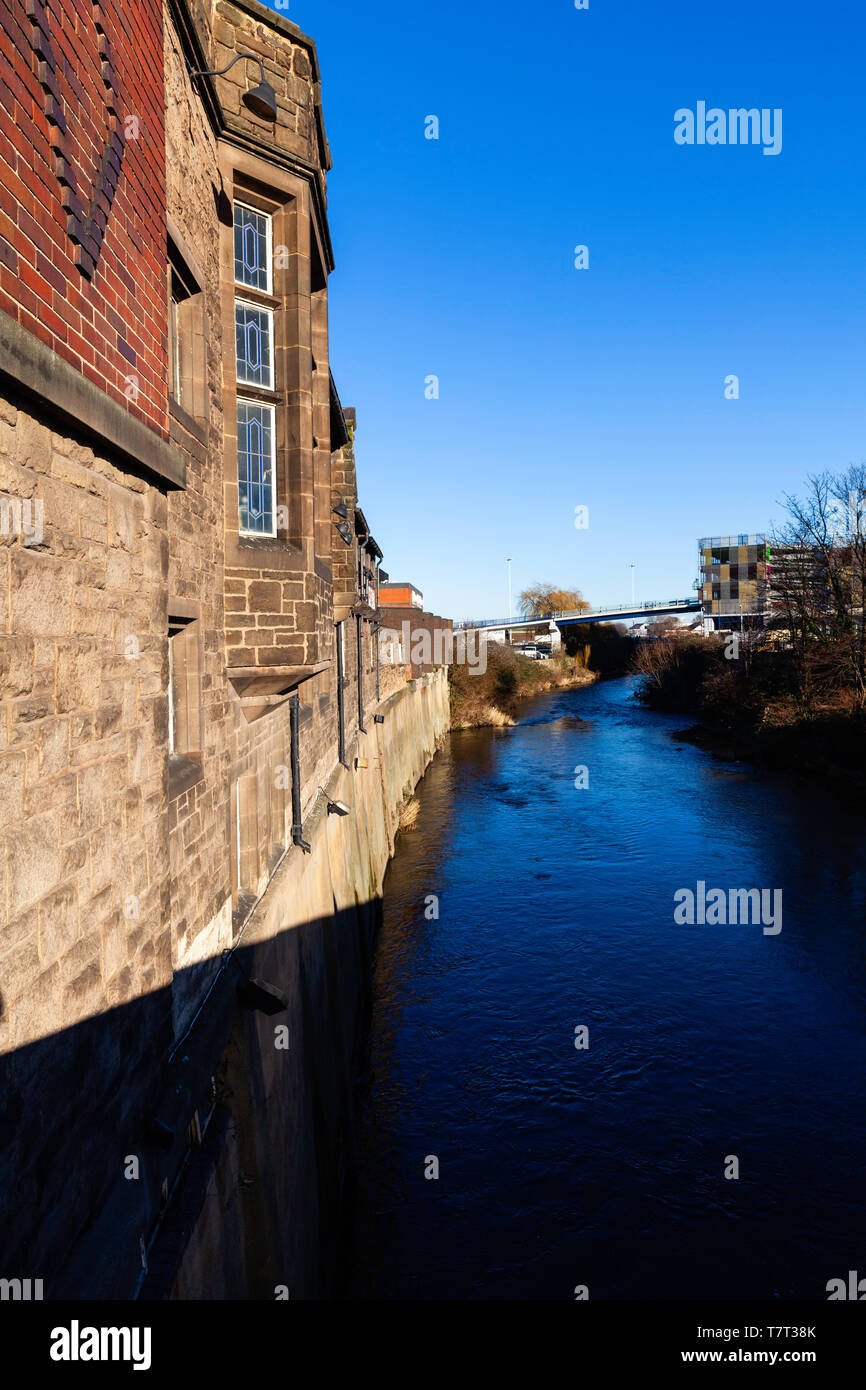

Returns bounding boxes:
[267,0,866,620]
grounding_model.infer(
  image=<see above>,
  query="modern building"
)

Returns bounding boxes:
[698,533,771,630]
[0,0,449,1299]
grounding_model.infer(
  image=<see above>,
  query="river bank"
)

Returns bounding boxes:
[672,714,866,802]
[632,634,866,800]
[449,642,597,729]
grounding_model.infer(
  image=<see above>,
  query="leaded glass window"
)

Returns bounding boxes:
[237,400,276,536]
[235,301,273,389]
[234,202,271,293]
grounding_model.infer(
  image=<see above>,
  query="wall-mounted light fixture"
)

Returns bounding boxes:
[336,522,352,544]
[189,54,277,122]
[327,799,351,816]
[332,502,348,520]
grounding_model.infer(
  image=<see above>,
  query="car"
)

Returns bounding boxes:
[535,647,552,659]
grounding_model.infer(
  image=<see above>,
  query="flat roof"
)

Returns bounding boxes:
[698,534,766,547]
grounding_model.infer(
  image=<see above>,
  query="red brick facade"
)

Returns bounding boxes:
[0,0,168,435]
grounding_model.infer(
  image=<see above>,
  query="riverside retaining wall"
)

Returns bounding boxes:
[153,668,450,1299]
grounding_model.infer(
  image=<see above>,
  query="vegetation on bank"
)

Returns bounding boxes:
[631,467,866,792]
[632,633,866,790]
[449,642,596,730]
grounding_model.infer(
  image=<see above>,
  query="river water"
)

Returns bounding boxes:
[343,676,866,1300]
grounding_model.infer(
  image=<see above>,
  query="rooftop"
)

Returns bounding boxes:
[698,534,766,548]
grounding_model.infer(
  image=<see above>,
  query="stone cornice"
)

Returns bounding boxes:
[0,310,186,490]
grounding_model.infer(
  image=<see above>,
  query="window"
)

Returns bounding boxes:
[168,616,201,758]
[169,291,182,403]
[268,755,288,870]
[231,770,261,927]
[231,758,290,927]
[235,301,274,389]
[237,401,276,537]
[234,201,272,294]
[233,199,279,539]
[167,239,206,420]
[356,615,365,733]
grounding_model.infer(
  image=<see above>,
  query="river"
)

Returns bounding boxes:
[342,675,866,1300]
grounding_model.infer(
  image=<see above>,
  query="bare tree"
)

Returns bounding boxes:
[770,465,866,708]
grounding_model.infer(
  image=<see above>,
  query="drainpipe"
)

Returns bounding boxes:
[289,693,310,852]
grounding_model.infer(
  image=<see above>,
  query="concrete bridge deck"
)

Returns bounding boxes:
[454,598,701,634]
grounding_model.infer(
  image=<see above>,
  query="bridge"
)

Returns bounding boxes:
[454,598,702,636]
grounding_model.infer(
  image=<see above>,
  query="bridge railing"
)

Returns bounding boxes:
[454,599,698,630]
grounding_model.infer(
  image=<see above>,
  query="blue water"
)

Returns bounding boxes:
[344,676,866,1300]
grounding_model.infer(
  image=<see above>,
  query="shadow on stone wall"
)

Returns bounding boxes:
[0,894,382,1301]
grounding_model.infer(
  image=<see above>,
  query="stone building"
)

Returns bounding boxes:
[0,0,450,1297]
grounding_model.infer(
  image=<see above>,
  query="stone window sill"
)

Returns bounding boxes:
[169,400,208,444]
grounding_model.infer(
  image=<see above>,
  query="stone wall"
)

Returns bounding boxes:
[158,668,451,1300]
[210,0,329,172]
[0,395,175,1276]
[0,0,450,1298]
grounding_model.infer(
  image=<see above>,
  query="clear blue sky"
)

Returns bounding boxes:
[267,0,866,620]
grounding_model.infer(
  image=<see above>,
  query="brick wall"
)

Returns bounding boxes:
[380,607,454,677]
[0,0,169,435]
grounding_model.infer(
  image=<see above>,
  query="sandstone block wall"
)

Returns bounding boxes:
[0,394,175,1275]
[163,669,451,1300]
